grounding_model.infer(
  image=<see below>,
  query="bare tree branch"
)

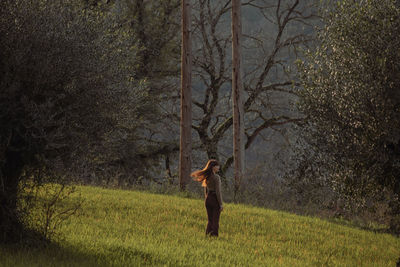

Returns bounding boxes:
[189,0,317,175]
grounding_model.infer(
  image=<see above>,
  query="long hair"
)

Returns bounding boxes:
[191,159,220,187]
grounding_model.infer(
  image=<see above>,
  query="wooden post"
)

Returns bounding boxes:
[179,0,192,191]
[232,0,245,198]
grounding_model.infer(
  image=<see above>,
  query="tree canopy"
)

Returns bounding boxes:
[0,0,163,242]
[294,0,400,232]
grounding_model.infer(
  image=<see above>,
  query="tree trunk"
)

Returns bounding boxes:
[232,0,245,199]
[0,150,24,243]
[179,0,192,191]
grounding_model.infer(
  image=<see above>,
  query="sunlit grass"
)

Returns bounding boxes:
[1,185,399,266]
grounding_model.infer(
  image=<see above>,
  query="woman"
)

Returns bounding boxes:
[191,159,223,237]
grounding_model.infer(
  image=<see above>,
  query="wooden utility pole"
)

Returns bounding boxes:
[179,0,192,190]
[232,0,245,198]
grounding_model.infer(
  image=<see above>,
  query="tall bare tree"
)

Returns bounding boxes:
[188,0,317,183]
[179,0,193,190]
[232,0,245,196]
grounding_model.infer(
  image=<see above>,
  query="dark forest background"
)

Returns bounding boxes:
[0,0,399,243]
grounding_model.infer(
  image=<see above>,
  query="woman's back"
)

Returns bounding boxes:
[206,174,223,207]
[206,174,217,191]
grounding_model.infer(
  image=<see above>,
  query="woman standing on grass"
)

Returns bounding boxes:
[191,159,224,237]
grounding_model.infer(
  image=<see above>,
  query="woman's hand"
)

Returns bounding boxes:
[220,206,224,212]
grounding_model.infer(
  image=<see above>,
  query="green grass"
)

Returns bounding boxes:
[1,185,399,266]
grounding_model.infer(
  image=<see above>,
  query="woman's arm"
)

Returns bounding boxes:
[204,186,207,198]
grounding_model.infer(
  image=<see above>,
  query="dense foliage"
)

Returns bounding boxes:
[0,0,160,242]
[292,0,400,232]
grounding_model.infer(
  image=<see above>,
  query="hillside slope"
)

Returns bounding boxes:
[1,186,399,266]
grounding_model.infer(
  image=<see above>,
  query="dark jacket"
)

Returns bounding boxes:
[204,174,223,207]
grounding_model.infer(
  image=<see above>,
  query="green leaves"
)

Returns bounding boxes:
[294,0,400,227]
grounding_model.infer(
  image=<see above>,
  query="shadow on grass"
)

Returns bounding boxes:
[273,207,395,236]
[1,238,172,267]
[325,216,393,235]
[1,242,100,267]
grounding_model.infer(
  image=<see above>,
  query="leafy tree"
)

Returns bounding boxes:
[294,0,400,232]
[0,0,154,242]
[94,0,182,185]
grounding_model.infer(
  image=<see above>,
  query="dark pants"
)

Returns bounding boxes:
[205,192,221,236]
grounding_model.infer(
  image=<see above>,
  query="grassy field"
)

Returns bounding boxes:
[1,185,399,266]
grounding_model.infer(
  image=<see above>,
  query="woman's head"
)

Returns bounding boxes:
[204,159,220,172]
[191,159,220,187]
